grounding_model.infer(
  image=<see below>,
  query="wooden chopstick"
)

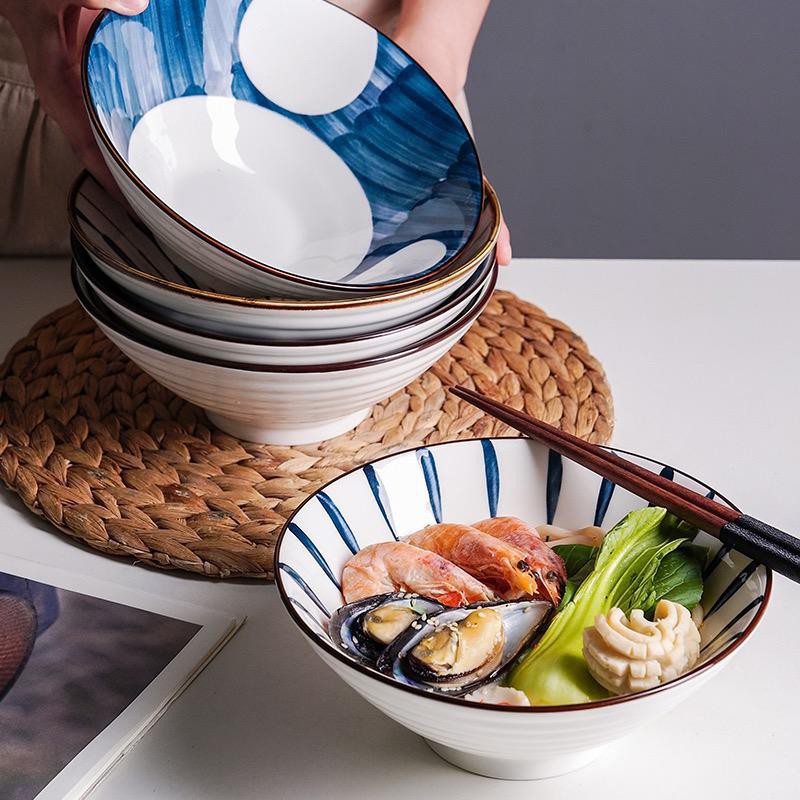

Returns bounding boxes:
[451,385,733,529]
[451,385,800,583]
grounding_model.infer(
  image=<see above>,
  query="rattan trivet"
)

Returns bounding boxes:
[0,290,613,579]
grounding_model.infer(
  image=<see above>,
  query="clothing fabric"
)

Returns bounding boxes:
[0,16,81,256]
[0,1,467,257]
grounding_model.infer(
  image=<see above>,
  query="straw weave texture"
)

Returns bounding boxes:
[0,291,613,579]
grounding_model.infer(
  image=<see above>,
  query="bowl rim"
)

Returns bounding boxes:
[73,232,494,348]
[72,257,498,374]
[68,172,501,312]
[274,436,773,713]
[80,2,485,295]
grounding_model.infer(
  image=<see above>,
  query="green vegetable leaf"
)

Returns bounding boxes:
[553,545,598,610]
[507,507,695,706]
[552,544,597,578]
[650,549,704,613]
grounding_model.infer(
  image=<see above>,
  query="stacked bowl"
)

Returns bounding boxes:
[70,0,501,445]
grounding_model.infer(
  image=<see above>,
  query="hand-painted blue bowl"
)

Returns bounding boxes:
[82,0,483,298]
[275,437,771,779]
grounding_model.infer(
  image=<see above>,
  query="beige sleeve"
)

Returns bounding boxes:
[0,17,79,257]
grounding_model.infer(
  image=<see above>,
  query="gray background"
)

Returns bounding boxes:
[468,1,799,258]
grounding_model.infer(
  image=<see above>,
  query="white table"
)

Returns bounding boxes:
[2,258,798,798]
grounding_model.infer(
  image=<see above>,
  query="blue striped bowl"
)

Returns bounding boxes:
[81,0,482,298]
[275,437,771,779]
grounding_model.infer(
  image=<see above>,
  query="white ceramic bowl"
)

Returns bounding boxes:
[74,240,496,366]
[68,174,500,342]
[82,0,483,297]
[275,438,771,779]
[72,263,497,445]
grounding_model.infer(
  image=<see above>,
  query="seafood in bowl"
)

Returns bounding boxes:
[275,438,771,778]
[329,508,707,706]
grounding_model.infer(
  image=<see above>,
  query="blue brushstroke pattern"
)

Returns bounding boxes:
[85,0,481,285]
[705,561,758,618]
[288,597,330,635]
[593,477,615,527]
[480,440,499,518]
[703,543,733,579]
[700,595,763,653]
[364,464,398,540]
[279,562,331,617]
[317,492,360,555]
[417,448,442,524]
[288,522,340,590]
[545,450,563,524]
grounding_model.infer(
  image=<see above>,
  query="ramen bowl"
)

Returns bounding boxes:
[82,0,483,297]
[74,238,496,366]
[72,261,497,445]
[275,438,771,779]
[69,173,501,342]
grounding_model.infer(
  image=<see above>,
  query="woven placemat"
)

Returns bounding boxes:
[0,290,613,579]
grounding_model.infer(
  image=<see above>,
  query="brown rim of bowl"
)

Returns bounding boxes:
[72,257,498,374]
[274,436,773,714]
[73,234,495,348]
[68,172,501,311]
[79,4,485,295]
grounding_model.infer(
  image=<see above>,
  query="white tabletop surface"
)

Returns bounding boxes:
[2,257,798,798]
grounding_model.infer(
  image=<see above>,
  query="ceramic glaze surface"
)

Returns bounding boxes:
[72,263,495,445]
[74,243,495,364]
[275,438,770,779]
[68,174,500,341]
[84,0,482,290]
[128,96,373,281]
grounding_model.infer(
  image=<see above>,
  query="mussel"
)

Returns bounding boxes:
[376,600,552,695]
[329,593,445,666]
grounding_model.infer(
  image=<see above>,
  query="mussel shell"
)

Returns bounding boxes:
[376,600,552,695]
[329,593,445,666]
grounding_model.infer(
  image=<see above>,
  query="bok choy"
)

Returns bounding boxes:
[507,506,701,705]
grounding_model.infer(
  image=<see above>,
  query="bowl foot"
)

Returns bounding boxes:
[205,408,371,445]
[425,740,604,781]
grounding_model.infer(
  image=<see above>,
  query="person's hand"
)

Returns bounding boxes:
[0,0,149,187]
[394,1,512,265]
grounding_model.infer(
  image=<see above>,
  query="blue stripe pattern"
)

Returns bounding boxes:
[545,450,563,524]
[288,598,329,634]
[704,543,733,579]
[593,477,615,527]
[279,563,331,618]
[480,440,500,518]
[417,448,442,524]
[363,464,398,540]
[700,595,763,653]
[85,0,481,286]
[705,561,759,618]
[288,523,340,590]
[317,492,360,555]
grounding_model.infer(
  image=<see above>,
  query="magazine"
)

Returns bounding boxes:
[0,555,243,800]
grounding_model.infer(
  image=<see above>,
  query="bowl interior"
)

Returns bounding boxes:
[84,0,482,289]
[276,437,769,710]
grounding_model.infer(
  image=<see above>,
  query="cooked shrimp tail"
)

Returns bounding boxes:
[341,541,495,607]
[473,516,567,603]
[405,523,558,603]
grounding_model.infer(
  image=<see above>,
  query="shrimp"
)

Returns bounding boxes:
[405,523,559,604]
[341,541,495,607]
[473,516,567,602]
